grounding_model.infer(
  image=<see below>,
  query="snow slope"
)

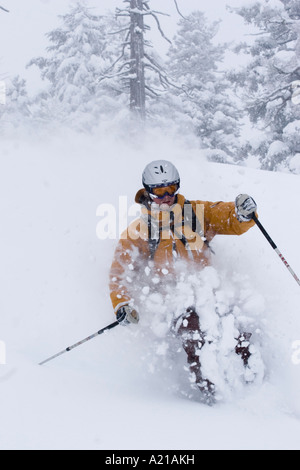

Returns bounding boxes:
[0,127,300,450]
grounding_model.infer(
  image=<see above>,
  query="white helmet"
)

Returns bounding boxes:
[142,160,180,192]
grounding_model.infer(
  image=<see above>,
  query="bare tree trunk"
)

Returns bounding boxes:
[130,0,146,120]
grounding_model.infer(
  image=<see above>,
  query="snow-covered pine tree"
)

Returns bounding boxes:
[230,0,300,172]
[28,2,127,130]
[165,11,243,165]
[104,0,173,122]
[0,76,31,133]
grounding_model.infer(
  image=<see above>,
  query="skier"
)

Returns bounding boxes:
[109,160,257,400]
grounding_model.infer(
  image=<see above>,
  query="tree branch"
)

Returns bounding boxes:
[0,5,9,12]
[173,0,188,21]
[148,11,172,44]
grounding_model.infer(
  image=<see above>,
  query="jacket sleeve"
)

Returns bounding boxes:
[201,201,256,239]
[109,226,148,314]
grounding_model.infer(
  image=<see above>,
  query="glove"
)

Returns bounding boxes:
[235,194,257,222]
[116,305,139,326]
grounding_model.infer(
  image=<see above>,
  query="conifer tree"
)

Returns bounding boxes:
[230,0,300,171]
[165,11,242,164]
[28,2,126,129]
[107,0,172,121]
[0,76,31,132]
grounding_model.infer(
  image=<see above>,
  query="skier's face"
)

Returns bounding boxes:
[148,183,178,207]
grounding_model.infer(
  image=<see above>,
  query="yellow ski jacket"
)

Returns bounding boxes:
[109,190,255,313]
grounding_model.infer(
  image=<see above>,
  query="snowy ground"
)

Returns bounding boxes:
[1,127,300,450]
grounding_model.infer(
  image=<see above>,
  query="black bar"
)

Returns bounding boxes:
[98,321,119,335]
[252,214,277,250]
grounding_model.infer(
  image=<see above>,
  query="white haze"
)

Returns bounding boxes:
[0,126,300,450]
[0,0,300,451]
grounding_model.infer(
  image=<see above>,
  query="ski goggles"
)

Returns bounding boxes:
[149,184,179,199]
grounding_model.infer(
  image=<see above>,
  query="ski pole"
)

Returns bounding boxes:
[252,213,300,287]
[39,320,119,366]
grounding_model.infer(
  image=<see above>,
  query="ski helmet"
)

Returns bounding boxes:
[142,160,180,192]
